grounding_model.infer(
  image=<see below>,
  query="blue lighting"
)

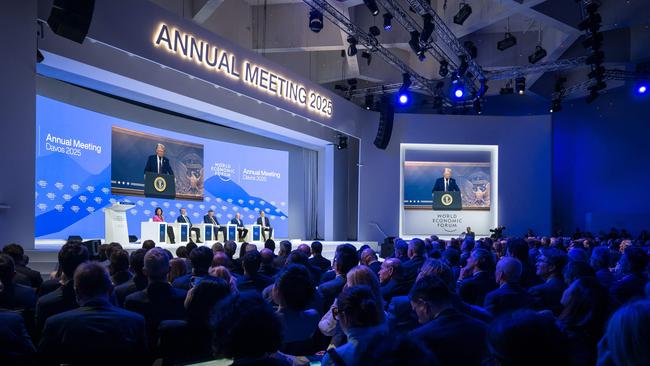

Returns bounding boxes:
[384,24,392,31]
[398,93,409,105]
[454,88,464,98]
[638,84,648,94]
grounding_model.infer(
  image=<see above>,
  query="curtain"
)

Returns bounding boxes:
[303,149,319,240]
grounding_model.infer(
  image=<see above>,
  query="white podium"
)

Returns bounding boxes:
[104,202,135,245]
[169,223,190,244]
[141,221,168,244]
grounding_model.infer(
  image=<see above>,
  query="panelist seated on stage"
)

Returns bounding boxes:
[176,208,201,243]
[144,143,174,176]
[152,207,176,244]
[203,209,227,242]
[256,211,273,241]
[432,167,461,192]
[230,213,248,241]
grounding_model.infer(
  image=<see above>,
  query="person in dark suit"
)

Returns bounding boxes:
[177,208,201,243]
[124,248,187,351]
[483,257,534,317]
[610,246,649,304]
[506,238,542,289]
[114,249,148,307]
[457,248,497,306]
[256,211,273,241]
[35,243,89,333]
[360,248,382,276]
[2,243,43,289]
[379,258,410,306]
[0,310,36,365]
[259,248,279,278]
[230,213,248,241]
[432,168,461,192]
[38,262,147,365]
[590,246,615,289]
[309,241,331,273]
[319,244,359,310]
[144,143,174,176]
[204,209,227,241]
[172,246,213,291]
[409,276,489,366]
[273,241,292,269]
[528,248,568,315]
[0,254,36,311]
[237,251,273,293]
[402,239,427,286]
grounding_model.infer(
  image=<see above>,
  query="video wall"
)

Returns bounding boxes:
[400,144,498,237]
[35,95,289,241]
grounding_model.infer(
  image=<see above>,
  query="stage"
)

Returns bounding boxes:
[26,240,379,279]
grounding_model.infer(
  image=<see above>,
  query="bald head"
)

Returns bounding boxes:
[297,244,311,256]
[144,247,170,281]
[260,248,275,265]
[211,252,229,268]
[378,257,401,284]
[496,257,522,285]
[74,262,112,301]
[360,248,378,265]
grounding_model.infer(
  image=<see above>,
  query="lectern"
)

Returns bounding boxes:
[144,173,176,199]
[432,191,462,210]
[105,202,135,245]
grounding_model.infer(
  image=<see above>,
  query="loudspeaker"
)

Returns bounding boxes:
[374,101,394,150]
[82,240,101,259]
[47,0,96,44]
[128,235,138,243]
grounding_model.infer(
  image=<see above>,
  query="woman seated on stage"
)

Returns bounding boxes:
[152,207,176,244]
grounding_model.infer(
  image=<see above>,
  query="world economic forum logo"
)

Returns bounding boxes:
[211,162,236,182]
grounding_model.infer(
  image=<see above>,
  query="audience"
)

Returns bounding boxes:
[168,257,188,283]
[529,247,568,315]
[319,244,359,310]
[260,248,280,277]
[114,249,147,307]
[237,250,274,292]
[0,254,36,312]
[378,257,409,304]
[0,309,35,365]
[309,241,331,273]
[360,248,381,276]
[457,248,497,306]
[274,240,292,268]
[38,262,147,365]
[172,246,213,290]
[2,243,43,288]
[483,256,533,316]
[108,249,132,286]
[599,300,650,366]
[610,246,648,304]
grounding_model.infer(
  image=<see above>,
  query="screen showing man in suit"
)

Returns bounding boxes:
[144,143,174,176]
[177,208,201,243]
[256,211,273,241]
[204,209,227,242]
[230,213,248,241]
[432,168,461,193]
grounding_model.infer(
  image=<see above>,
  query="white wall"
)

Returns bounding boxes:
[358,113,552,242]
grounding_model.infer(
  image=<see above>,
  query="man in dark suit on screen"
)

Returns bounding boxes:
[256,211,273,241]
[144,143,174,176]
[432,167,460,192]
[203,209,227,242]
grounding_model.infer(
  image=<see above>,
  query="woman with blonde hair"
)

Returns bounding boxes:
[168,258,188,283]
[209,265,238,294]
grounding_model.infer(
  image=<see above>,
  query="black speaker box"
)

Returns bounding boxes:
[47,0,96,43]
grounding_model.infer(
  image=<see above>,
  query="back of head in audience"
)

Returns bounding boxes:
[185,277,230,326]
[273,264,314,311]
[242,250,262,276]
[394,240,408,258]
[109,249,129,275]
[408,238,426,258]
[212,292,283,361]
[264,239,276,252]
[337,285,383,331]
[590,246,611,271]
[260,248,274,266]
[417,259,454,289]
[488,310,569,366]
[378,257,401,283]
[297,244,311,257]
[211,242,224,254]
[224,241,237,258]
[141,239,155,251]
[74,262,112,303]
[470,248,495,272]
[175,246,188,258]
[506,238,529,263]
[562,260,595,285]
[211,252,229,268]
[537,248,568,279]
[558,277,609,338]
[409,275,454,324]
[361,248,379,265]
[2,243,25,265]
[143,247,170,282]
[604,300,650,366]
[335,243,359,276]
[59,242,90,279]
[311,241,323,255]
[496,256,522,285]
[279,240,292,256]
[0,254,15,285]
[190,246,214,275]
[620,246,649,275]
[129,249,147,277]
[168,258,188,283]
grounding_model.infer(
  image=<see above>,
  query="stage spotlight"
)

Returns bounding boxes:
[309,9,323,33]
[452,82,465,99]
[454,3,472,25]
[497,32,517,51]
[464,41,477,59]
[369,26,381,37]
[347,36,358,56]
[383,13,393,30]
[337,135,348,150]
[398,93,409,105]
[361,51,372,65]
[528,45,547,64]
[363,0,380,16]
[515,77,526,95]
[397,73,412,105]
[473,99,482,114]
[439,60,449,77]
[637,84,648,94]
[586,50,604,65]
[364,94,374,110]
[421,14,435,42]
[408,31,422,56]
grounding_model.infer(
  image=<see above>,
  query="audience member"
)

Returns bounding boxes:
[0,309,35,365]
[529,247,568,315]
[357,334,439,366]
[0,254,36,311]
[321,286,388,366]
[599,300,650,366]
[211,242,224,254]
[457,248,497,306]
[402,239,426,285]
[210,265,239,294]
[168,257,188,283]
[264,239,276,253]
[378,257,409,305]
[409,275,488,366]
[274,240,292,268]
[260,248,279,277]
[172,246,213,290]
[360,248,381,276]
[590,246,615,289]
[483,257,533,316]
[35,242,89,332]
[563,260,596,285]
[212,291,291,366]
[309,241,332,273]
[319,244,359,310]
[108,249,131,286]
[506,238,542,288]
[114,249,147,307]
[393,239,409,263]
[610,246,649,304]
[175,246,188,259]
[38,262,146,365]
[141,239,155,251]
[2,243,42,288]
[286,250,323,285]
[237,250,273,292]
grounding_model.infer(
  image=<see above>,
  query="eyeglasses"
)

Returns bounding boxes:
[332,307,339,320]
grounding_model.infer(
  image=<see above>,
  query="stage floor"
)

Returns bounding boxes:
[27,240,378,278]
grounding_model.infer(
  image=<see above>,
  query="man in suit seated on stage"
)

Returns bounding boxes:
[144,143,174,176]
[230,213,248,241]
[38,262,147,365]
[256,211,273,241]
[432,167,460,192]
[176,208,201,243]
[203,209,227,242]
